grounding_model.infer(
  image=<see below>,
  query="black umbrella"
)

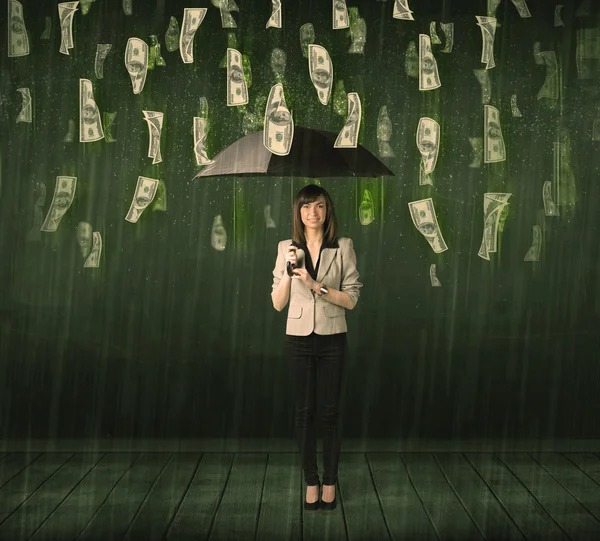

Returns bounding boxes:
[193,126,394,179]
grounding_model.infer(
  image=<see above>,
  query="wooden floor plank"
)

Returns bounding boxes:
[368,453,438,541]
[208,453,267,541]
[165,453,234,541]
[466,453,570,541]
[435,453,526,540]
[0,453,42,489]
[75,453,172,541]
[0,453,73,526]
[403,452,484,541]
[498,452,600,541]
[122,453,200,541]
[255,453,301,541]
[25,453,138,541]
[0,452,104,541]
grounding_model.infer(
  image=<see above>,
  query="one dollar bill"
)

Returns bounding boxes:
[263,83,294,156]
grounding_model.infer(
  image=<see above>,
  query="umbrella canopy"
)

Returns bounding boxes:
[194,126,394,178]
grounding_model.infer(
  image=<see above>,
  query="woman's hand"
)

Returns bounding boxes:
[291,267,316,289]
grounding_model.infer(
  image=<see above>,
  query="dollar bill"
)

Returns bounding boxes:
[537,51,559,100]
[180,8,206,64]
[103,111,117,142]
[524,225,541,261]
[542,180,559,216]
[80,79,104,142]
[95,44,112,79]
[143,111,163,164]
[440,22,454,53]
[416,117,440,174]
[484,105,505,163]
[510,0,531,18]
[476,16,497,69]
[41,16,52,40]
[359,189,374,226]
[16,88,32,123]
[165,16,180,51]
[510,94,523,117]
[58,2,79,55]
[194,117,214,165]
[198,96,209,118]
[80,0,95,15]
[405,40,418,78]
[533,41,544,65]
[125,37,148,94]
[220,0,239,28]
[348,7,366,54]
[149,35,166,67]
[263,83,294,156]
[267,0,282,28]
[125,176,159,223]
[299,23,315,58]
[393,0,414,21]
[308,44,333,105]
[40,176,77,232]
[84,231,102,267]
[227,48,248,106]
[478,193,511,260]
[469,137,483,168]
[334,92,361,148]
[8,0,30,57]
[211,214,227,251]
[419,165,433,186]
[123,0,132,15]
[487,0,501,18]
[419,34,441,90]
[152,180,167,212]
[377,106,394,158]
[333,0,349,29]
[408,198,448,253]
[430,264,442,287]
[473,69,491,104]
[555,5,565,27]
[430,22,441,45]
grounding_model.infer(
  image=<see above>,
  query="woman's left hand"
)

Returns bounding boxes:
[291,267,315,289]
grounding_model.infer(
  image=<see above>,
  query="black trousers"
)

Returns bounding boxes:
[285,331,348,487]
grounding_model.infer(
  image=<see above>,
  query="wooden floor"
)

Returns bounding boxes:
[2,447,600,541]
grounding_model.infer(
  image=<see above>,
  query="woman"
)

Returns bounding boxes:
[271,184,363,511]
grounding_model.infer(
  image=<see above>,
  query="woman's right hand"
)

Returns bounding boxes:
[285,246,297,266]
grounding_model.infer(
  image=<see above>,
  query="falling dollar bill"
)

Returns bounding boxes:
[149,35,166,68]
[103,112,117,142]
[58,2,79,55]
[487,0,501,18]
[430,264,442,287]
[377,106,394,158]
[478,193,511,260]
[143,111,163,164]
[16,88,32,123]
[510,0,531,18]
[333,0,349,29]
[194,117,214,165]
[408,198,448,253]
[80,0,95,15]
[510,94,523,117]
[348,7,366,54]
[473,69,491,104]
[95,44,112,79]
[299,23,315,58]
[263,83,294,156]
[211,215,227,251]
[555,5,565,27]
[430,22,441,45]
[469,137,483,168]
[40,176,77,232]
[405,41,418,78]
[125,176,159,223]
[393,0,414,20]
[484,105,506,163]
[524,225,541,261]
[334,93,361,148]
[267,0,282,28]
[80,79,104,142]
[8,0,30,57]
[123,0,132,15]
[308,44,333,105]
[227,48,248,106]
[542,180,560,216]
[416,117,440,174]
[125,37,148,94]
[440,22,454,53]
[41,16,52,40]
[220,0,239,28]
[165,16,180,51]
[537,51,560,100]
[476,16,497,69]
[180,8,206,64]
[359,189,374,226]
[84,231,102,267]
[419,34,441,90]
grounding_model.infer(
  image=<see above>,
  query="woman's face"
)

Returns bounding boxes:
[301,196,327,230]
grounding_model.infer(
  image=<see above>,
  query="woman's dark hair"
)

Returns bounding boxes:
[292,184,338,245]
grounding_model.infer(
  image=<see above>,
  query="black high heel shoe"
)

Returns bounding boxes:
[320,484,337,511]
[304,481,321,511]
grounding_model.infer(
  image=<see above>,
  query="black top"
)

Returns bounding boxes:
[293,237,339,281]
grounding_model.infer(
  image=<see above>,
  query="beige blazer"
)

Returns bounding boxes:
[271,237,363,336]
